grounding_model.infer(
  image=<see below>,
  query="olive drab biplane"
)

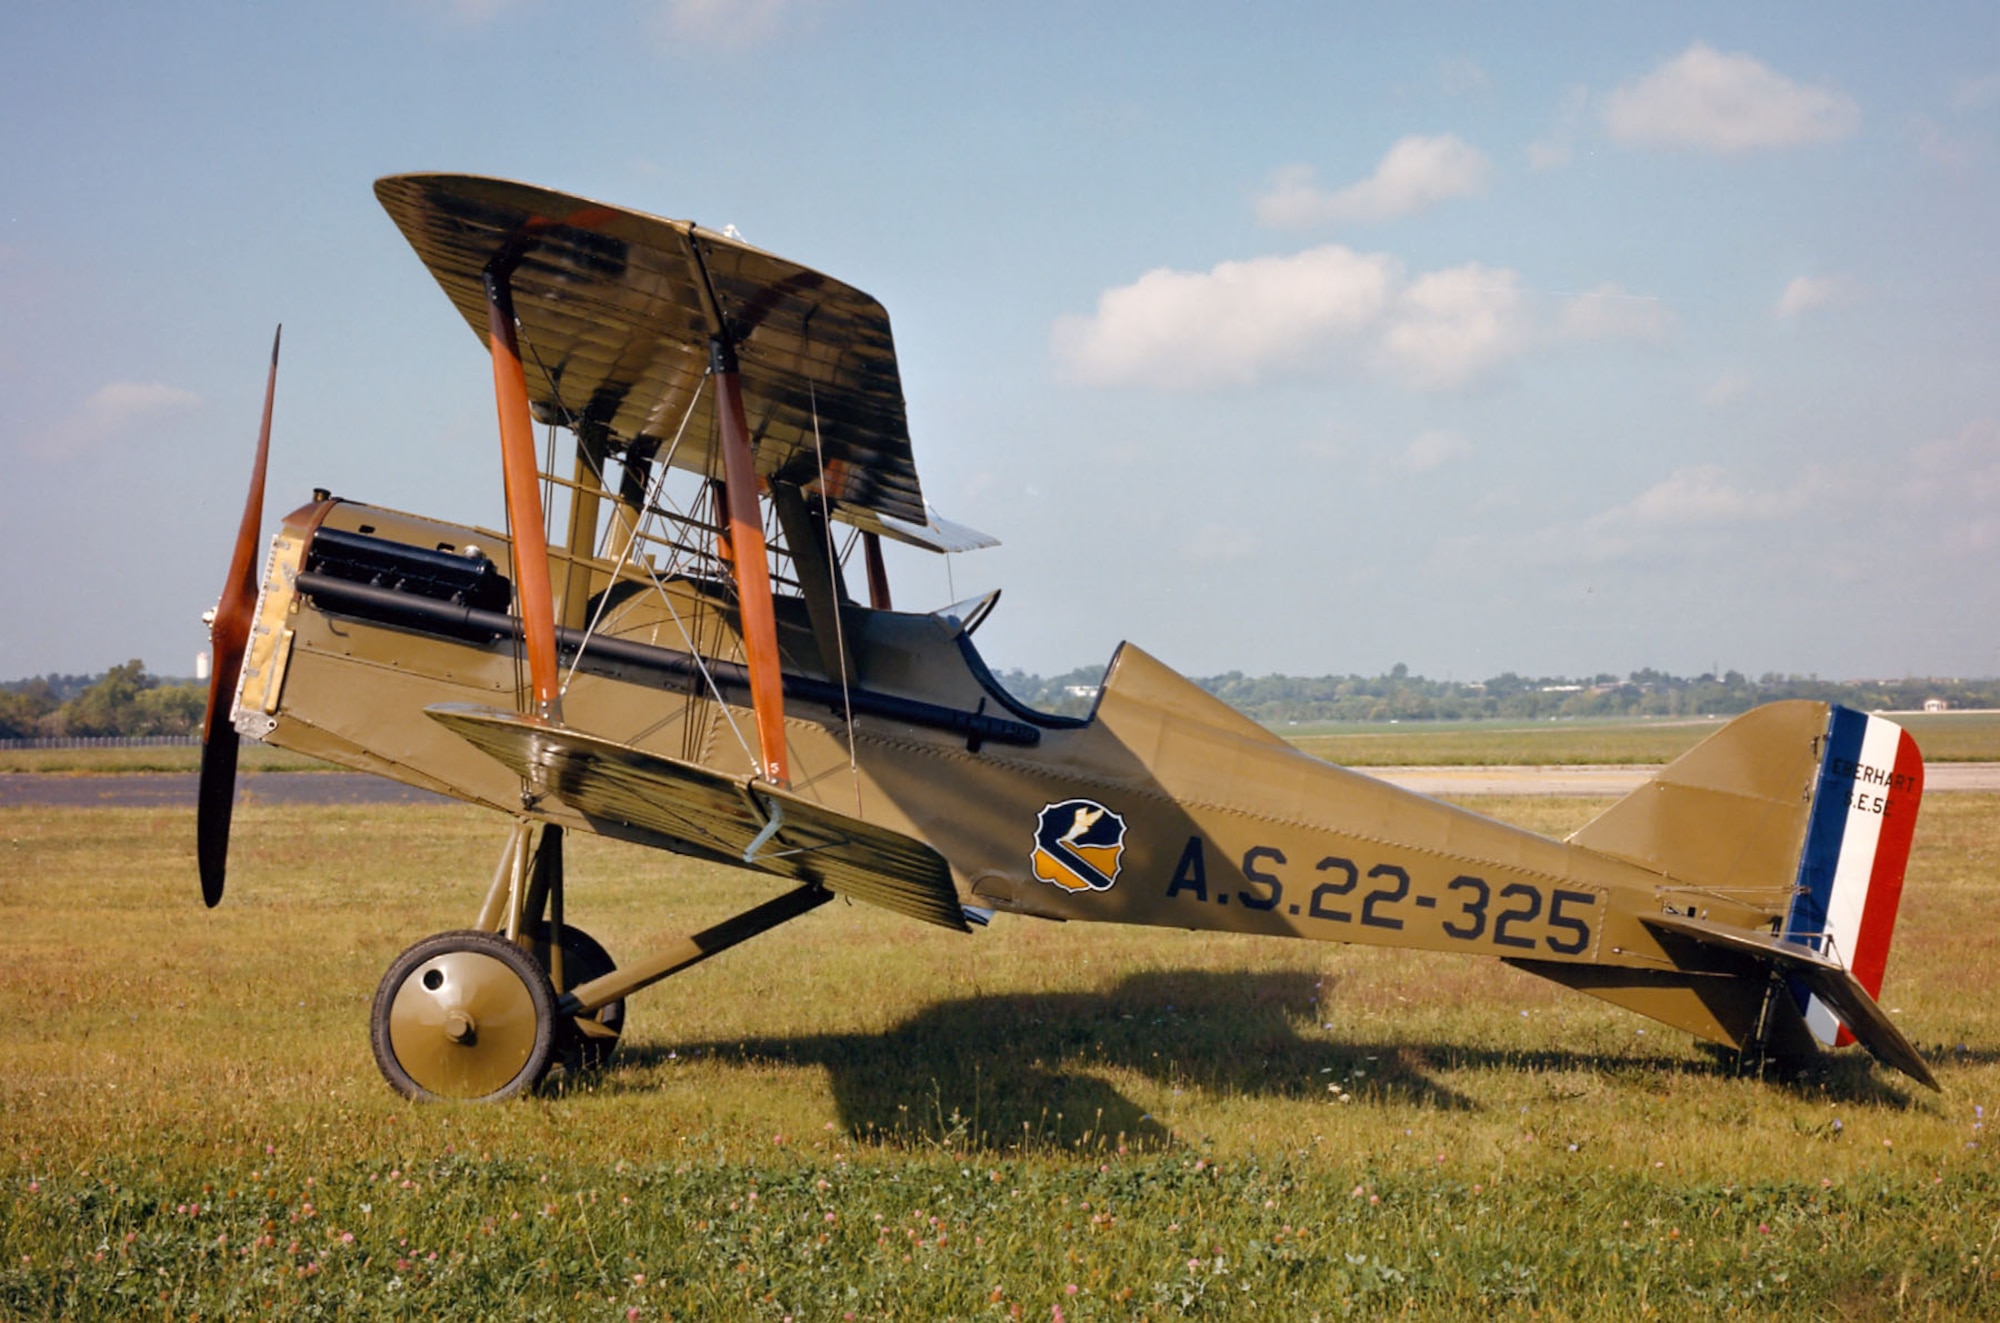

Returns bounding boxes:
[198,174,1937,1101]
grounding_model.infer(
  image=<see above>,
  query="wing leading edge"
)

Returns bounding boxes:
[427,705,968,932]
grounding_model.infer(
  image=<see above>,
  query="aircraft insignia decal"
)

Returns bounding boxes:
[1031,799,1127,893]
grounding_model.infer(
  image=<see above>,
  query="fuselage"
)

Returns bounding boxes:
[238,494,1790,1049]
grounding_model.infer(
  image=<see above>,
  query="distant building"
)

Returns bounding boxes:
[1923,698,1949,712]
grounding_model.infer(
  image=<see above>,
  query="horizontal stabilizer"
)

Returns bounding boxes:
[1642,911,1936,1089]
[428,705,967,932]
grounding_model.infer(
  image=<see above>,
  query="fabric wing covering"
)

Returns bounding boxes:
[375,173,926,526]
[427,705,968,932]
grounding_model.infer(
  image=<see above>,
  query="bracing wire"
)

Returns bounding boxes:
[809,381,864,815]
[541,415,559,542]
[561,376,757,772]
[516,337,757,770]
[562,382,702,689]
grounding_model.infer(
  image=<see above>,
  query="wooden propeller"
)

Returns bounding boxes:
[198,327,280,908]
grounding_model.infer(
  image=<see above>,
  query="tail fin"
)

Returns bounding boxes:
[1554,701,1933,1088]
[1567,699,1829,897]
[1780,707,1925,1047]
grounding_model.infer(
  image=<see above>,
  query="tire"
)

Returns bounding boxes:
[522,922,626,1078]
[370,929,556,1102]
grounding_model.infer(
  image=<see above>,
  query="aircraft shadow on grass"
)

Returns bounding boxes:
[604,969,1926,1149]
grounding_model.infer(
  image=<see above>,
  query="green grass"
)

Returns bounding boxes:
[0,743,333,774]
[2,798,1995,1318]
[8,711,1997,776]
[1283,711,2000,766]
[1884,711,2000,762]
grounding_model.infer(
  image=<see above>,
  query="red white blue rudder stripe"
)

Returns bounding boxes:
[1782,706,1924,1046]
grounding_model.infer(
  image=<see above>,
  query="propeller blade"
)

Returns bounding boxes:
[198,326,280,908]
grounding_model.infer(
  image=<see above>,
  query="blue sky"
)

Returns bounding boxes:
[4,2,1997,683]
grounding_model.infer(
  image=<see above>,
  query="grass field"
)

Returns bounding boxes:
[1283,711,2000,767]
[8,710,1999,777]
[2,793,1994,1319]
[0,744,332,775]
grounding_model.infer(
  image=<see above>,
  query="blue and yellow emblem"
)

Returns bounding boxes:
[1031,799,1127,893]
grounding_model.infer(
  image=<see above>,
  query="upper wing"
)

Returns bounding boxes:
[375,173,925,525]
[428,704,967,932]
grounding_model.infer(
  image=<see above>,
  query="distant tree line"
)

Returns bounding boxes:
[0,661,205,739]
[7,660,1995,740]
[995,664,2000,723]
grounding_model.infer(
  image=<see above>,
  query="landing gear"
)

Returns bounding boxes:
[525,921,625,1077]
[367,818,834,1101]
[370,929,556,1102]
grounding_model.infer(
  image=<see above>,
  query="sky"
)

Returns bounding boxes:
[3,1,1998,685]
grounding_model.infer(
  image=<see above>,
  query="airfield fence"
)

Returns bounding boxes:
[0,735,200,750]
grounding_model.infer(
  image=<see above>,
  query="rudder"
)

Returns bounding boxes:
[1781,706,1924,1046]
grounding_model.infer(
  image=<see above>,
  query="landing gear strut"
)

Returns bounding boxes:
[368,819,832,1101]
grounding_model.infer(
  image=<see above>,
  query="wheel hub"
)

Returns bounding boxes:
[381,944,546,1099]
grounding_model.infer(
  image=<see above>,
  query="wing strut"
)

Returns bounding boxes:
[712,335,791,785]
[862,530,892,610]
[483,265,563,722]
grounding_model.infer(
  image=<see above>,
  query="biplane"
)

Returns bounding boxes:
[199,174,1937,1101]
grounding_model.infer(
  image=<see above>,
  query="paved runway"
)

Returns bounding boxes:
[1372,763,2000,796]
[0,772,453,808]
[5,763,1998,808]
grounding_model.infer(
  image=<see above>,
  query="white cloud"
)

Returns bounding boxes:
[1555,464,1813,563]
[1439,57,1491,96]
[1060,250,1686,395]
[1903,420,2000,554]
[1603,43,1859,154]
[1056,248,1538,394]
[1451,421,2000,588]
[1377,264,1530,391]
[1911,115,1975,171]
[1609,464,1808,526]
[1256,135,1491,228]
[1558,283,1674,342]
[1438,462,1823,576]
[1955,69,2000,112]
[1396,430,1472,474]
[1183,523,1259,564]
[1774,275,1849,318]
[647,0,805,49]
[417,0,534,23]
[1294,422,1346,460]
[1528,85,1591,172]
[30,381,201,460]
[1053,245,1397,391]
[1701,371,1752,409]
[1527,140,1571,172]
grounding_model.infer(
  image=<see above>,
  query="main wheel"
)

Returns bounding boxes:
[371,930,556,1102]
[523,922,626,1077]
